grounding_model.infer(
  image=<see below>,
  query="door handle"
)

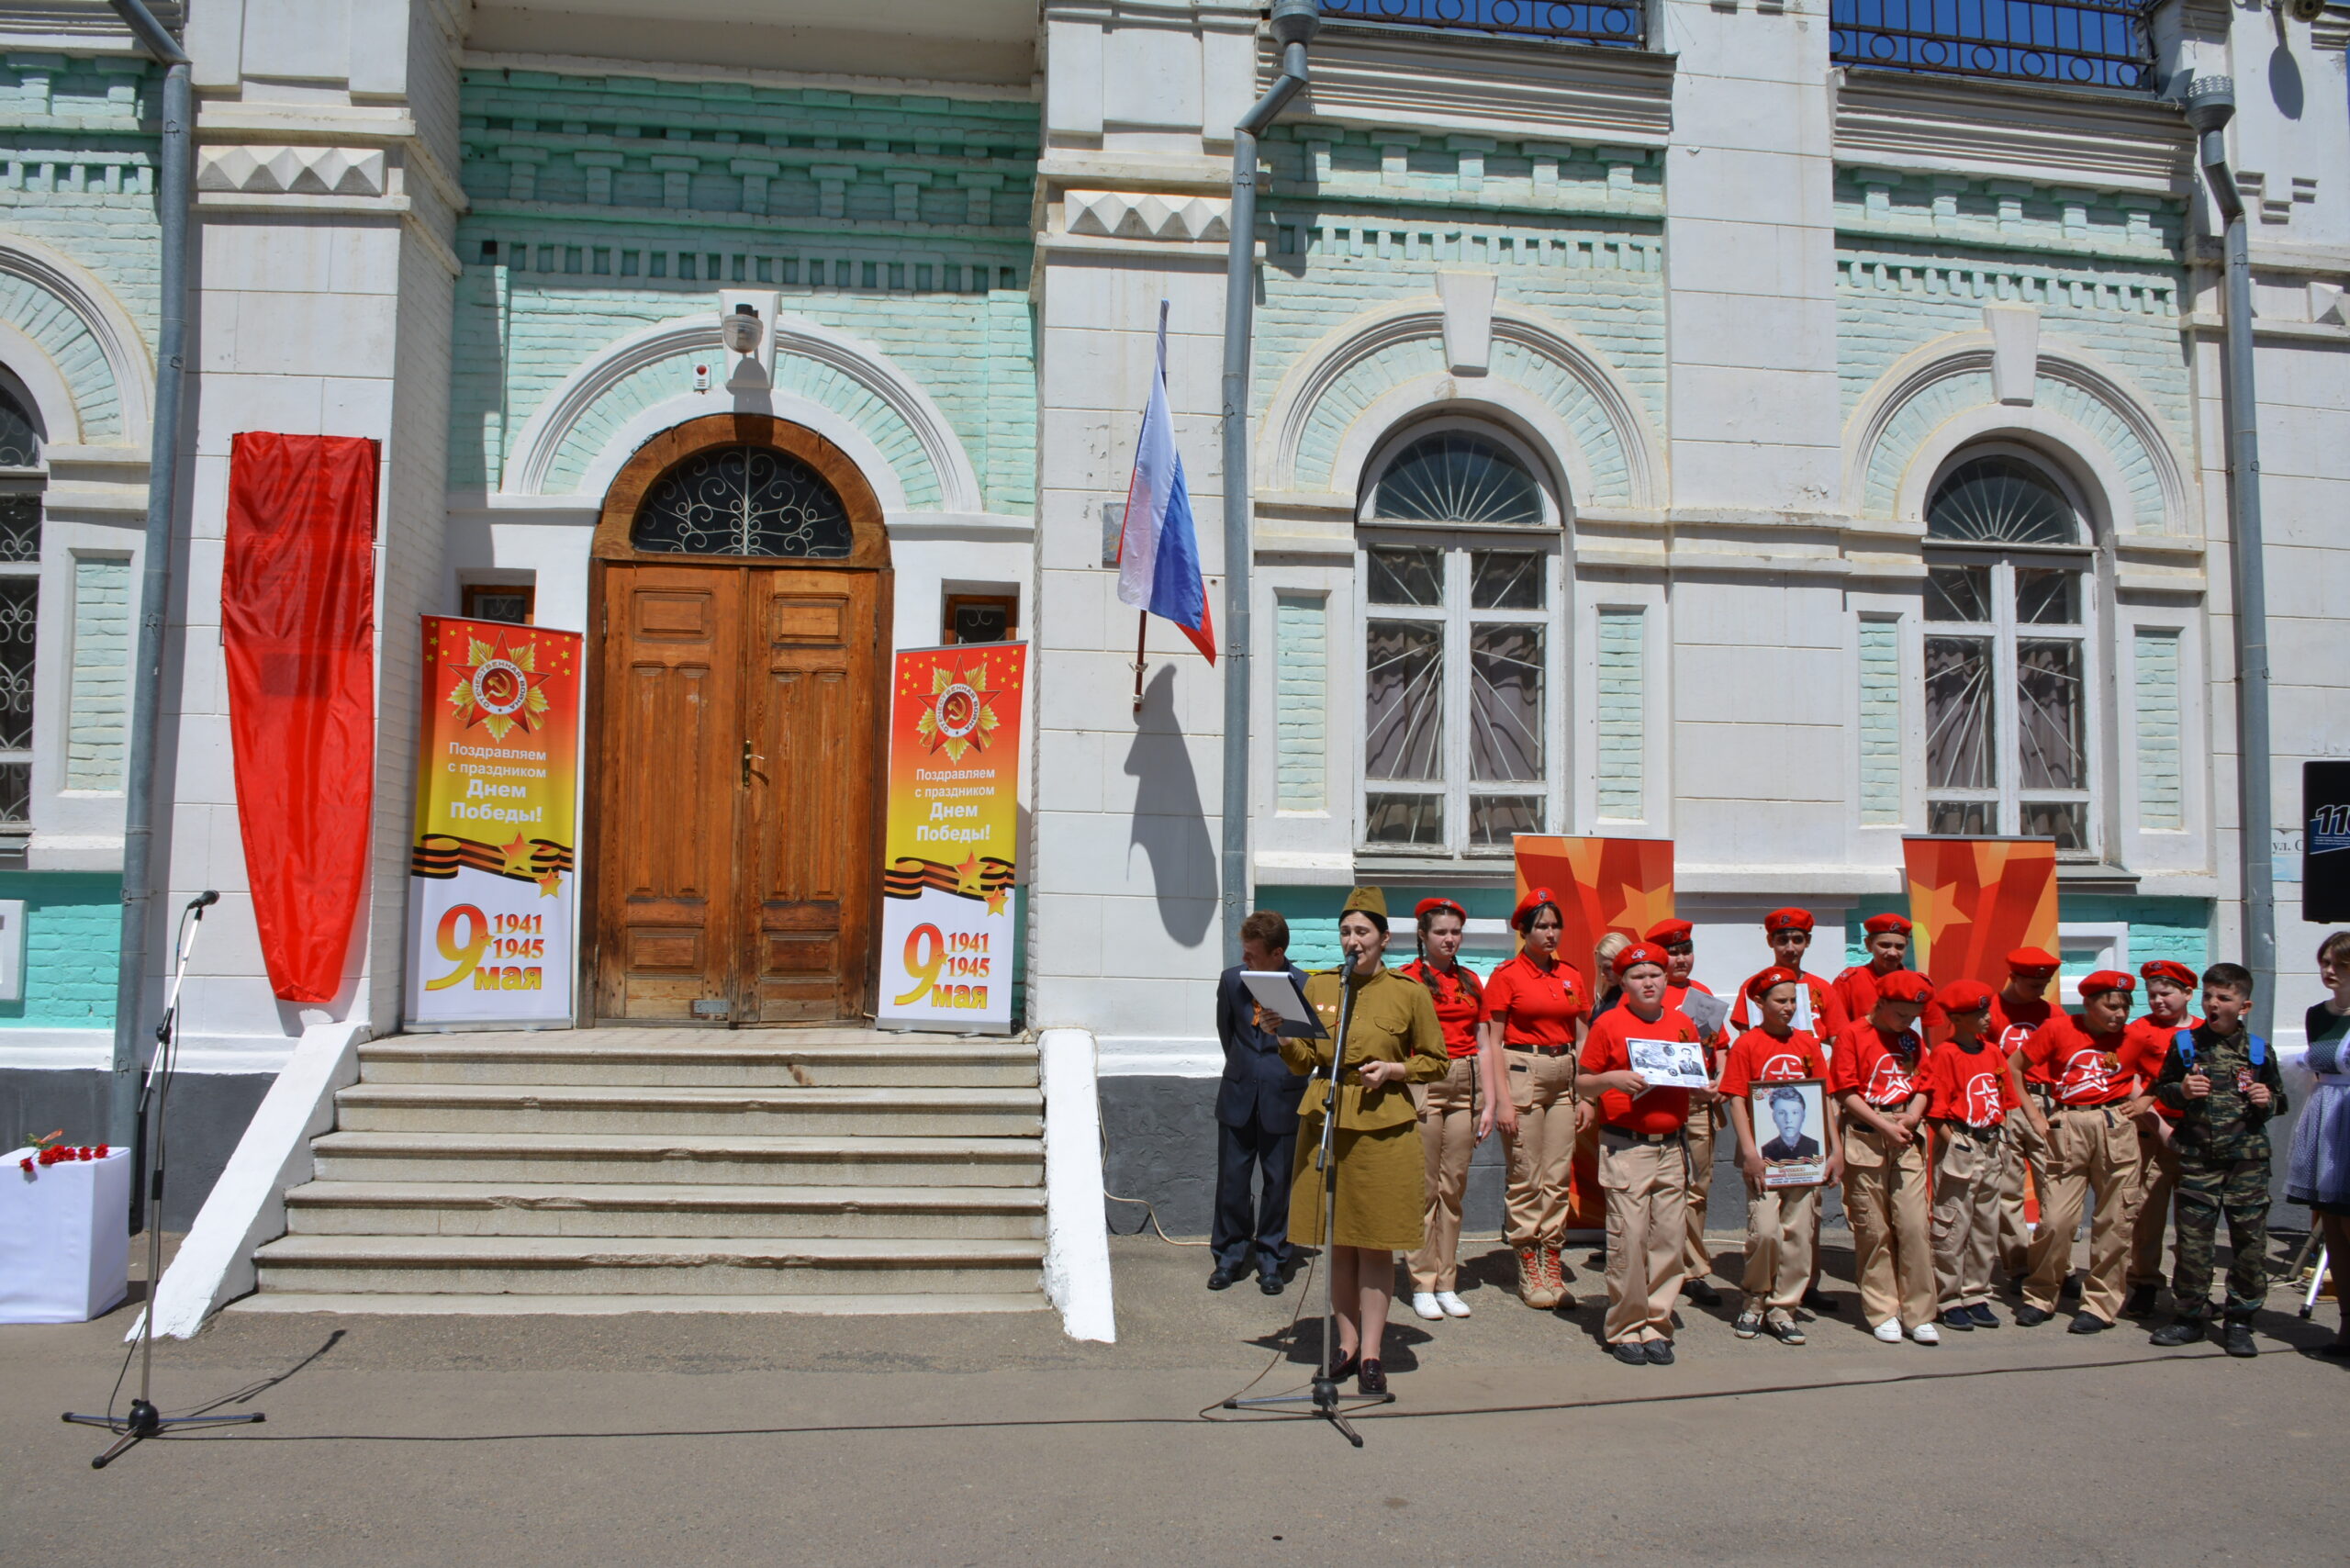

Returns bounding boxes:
[742,739,765,788]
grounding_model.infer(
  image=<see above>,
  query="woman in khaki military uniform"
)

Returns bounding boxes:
[1285,886,1448,1395]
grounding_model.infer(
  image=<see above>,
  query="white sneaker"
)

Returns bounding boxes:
[1873,1319,1905,1343]
[1436,1291,1472,1318]
[1411,1292,1445,1321]
[1910,1323,1941,1345]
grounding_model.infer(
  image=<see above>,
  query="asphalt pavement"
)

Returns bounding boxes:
[3,1231,2343,1566]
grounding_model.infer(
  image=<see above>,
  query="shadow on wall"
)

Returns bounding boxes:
[1123,664,1215,948]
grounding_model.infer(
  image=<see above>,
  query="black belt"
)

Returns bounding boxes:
[1930,1119,2006,1137]
[1600,1126,1684,1147]
[1505,1043,1574,1057]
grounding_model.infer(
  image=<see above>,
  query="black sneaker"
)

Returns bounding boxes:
[1967,1303,2001,1328]
[1765,1314,1807,1346]
[1645,1339,1676,1366]
[1610,1341,1648,1366]
[2221,1321,2258,1359]
[1684,1280,1722,1308]
[2123,1284,2158,1317]
[2068,1312,2112,1335]
[1734,1310,1763,1339]
[1940,1308,1975,1331]
[2149,1318,2206,1348]
[2013,1305,2054,1327]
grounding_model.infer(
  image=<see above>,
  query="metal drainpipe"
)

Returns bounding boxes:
[105,1,193,1186]
[1218,0,1317,968]
[2186,76,2276,1040]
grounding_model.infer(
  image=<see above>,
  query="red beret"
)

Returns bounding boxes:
[2005,946,2060,979]
[1875,969,1934,1005]
[2140,959,2197,990]
[1512,887,1561,931]
[2078,969,2135,1000]
[1863,913,1913,936]
[1745,966,1801,1002]
[1937,979,1996,1014]
[1644,918,1694,946]
[1613,942,1669,978]
[1763,907,1815,935]
[1415,896,1468,924]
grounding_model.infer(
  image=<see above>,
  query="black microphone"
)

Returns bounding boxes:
[189,890,219,912]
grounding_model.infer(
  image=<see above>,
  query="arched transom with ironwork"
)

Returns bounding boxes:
[592,414,890,567]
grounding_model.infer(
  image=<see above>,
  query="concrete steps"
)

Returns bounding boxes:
[248,1026,1049,1316]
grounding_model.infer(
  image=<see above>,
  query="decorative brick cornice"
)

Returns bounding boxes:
[197,143,386,198]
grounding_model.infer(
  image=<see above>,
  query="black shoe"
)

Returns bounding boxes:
[2149,1318,2207,1348]
[2068,1311,2112,1335]
[1358,1359,1389,1394]
[2123,1284,2158,1318]
[2221,1321,2258,1359]
[2013,1305,2054,1327]
[1801,1287,1841,1315]
[1326,1351,1360,1384]
[1644,1340,1676,1366]
[1940,1308,1975,1331]
[1684,1280,1721,1308]
[1258,1272,1283,1296]
[1610,1342,1648,1366]
[1967,1303,2001,1328]
[1207,1264,1242,1291]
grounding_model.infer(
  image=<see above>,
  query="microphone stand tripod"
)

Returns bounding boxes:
[65,891,265,1468]
[1223,956,1394,1446]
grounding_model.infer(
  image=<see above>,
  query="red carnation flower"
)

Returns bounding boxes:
[16,1157,28,1174]
[96,1144,110,1158]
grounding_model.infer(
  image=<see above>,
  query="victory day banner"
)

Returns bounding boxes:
[878,643,1028,1032]
[1513,834,1676,1229]
[1901,836,2059,990]
[405,617,580,1027]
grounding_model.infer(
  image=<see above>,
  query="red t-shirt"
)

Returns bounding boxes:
[1835,962,1947,1037]
[1717,1025,1830,1099]
[1830,1020,1928,1109]
[1579,1003,1699,1134]
[1482,953,1589,1049]
[1986,991,2056,1069]
[1729,969,1851,1044]
[2020,1014,2136,1107]
[1399,958,1484,1059]
[2119,1012,2203,1121]
[1922,1039,2020,1127]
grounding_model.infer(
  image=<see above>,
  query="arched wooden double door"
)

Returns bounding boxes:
[588,415,890,1024]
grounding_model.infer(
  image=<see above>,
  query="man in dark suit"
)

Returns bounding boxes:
[1760,1085,1823,1162]
[1212,910,1309,1295]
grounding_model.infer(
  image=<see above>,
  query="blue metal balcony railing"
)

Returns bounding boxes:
[1830,0,2159,92]
[1318,0,1648,50]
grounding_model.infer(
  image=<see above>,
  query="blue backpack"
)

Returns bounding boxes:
[2172,1026,2266,1070]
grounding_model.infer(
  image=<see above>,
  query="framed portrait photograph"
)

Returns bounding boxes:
[1751,1079,1830,1189]
[1627,1036,1713,1092]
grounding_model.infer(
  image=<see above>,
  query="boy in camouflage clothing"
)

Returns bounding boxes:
[2148,963,2287,1359]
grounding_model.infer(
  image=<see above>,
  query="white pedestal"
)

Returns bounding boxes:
[1,1146,131,1323]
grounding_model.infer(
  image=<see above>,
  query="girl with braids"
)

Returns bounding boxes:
[1482,888,1594,1310]
[1401,897,1497,1320]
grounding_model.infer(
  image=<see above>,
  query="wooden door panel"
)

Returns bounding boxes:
[743,574,876,1022]
[594,566,741,1021]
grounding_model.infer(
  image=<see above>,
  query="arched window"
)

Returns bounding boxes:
[1357,426,1561,855]
[1921,453,2095,852]
[631,443,853,557]
[0,383,39,827]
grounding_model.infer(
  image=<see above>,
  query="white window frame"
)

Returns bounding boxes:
[1920,444,2102,859]
[1353,420,1568,861]
[0,471,39,837]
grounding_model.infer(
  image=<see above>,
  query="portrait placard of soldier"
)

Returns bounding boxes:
[1751,1079,1829,1189]
[1627,1036,1713,1092]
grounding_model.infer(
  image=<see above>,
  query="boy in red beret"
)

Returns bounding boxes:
[1720,968,1841,1344]
[1988,946,2061,1283]
[1831,970,1939,1343]
[1648,918,1727,1308]
[1578,942,1707,1366]
[2007,971,2146,1331]
[1729,908,1851,1046]
[1923,980,2020,1331]
[2116,958,2201,1316]
[1831,913,1916,1027]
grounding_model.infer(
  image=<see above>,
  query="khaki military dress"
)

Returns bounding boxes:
[1283,966,1449,1251]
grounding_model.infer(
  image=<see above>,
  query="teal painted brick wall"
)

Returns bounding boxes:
[1259,883,1521,978]
[448,69,1038,512]
[1274,591,1326,812]
[66,554,128,790]
[2133,628,2182,830]
[1595,608,1644,819]
[1837,893,2210,971]
[0,870,119,1026]
[1858,616,1902,823]
[0,54,159,442]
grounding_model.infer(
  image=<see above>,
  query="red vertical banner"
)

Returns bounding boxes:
[223,432,378,1004]
[1900,836,2060,989]
[1513,834,1676,1229]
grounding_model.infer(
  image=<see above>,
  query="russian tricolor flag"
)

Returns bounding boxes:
[1116,301,1215,665]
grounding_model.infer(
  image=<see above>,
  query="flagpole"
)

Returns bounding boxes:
[1132,611,1147,715]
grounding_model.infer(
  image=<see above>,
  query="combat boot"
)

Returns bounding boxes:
[2220,1318,2258,1359]
[1542,1243,1575,1312]
[1516,1246,1559,1309]
[2148,1317,2205,1348]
